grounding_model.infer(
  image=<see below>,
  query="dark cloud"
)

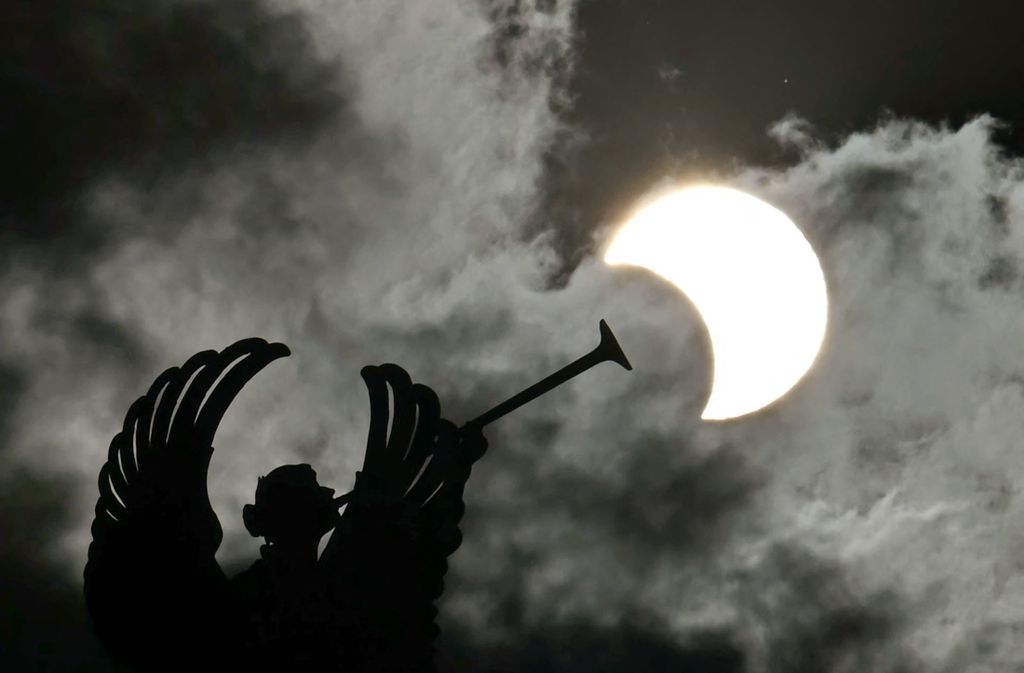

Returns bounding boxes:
[436,542,917,673]
[809,160,925,276]
[483,0,573,90]
[69,308,150,363]
[825,165,919,229]
[0,0,343,256]
[0,362,27,453]
[30,300,153,368]
[526,440,761,556]
[440,621,744,673]
[985,194,1010,233]
[978,255,1018,292]
[743,545,919,673]
[0,467,112,671]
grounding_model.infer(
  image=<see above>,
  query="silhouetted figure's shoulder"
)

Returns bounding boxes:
[229,555,274,610]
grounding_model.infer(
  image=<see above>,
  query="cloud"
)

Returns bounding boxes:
[734,543,924,673]
[0,0,342,245]
[0,1,582,669]
[7,2,1024,672]
[440,619,744,673]
[0,360,27,453]
[0,0,348,485]
[0,467,109,671]
[712,116,1024,670]
[436,115,1024,670]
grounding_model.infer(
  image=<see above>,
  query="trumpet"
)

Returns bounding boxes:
[462,319,632,431]
[333,320,631,506]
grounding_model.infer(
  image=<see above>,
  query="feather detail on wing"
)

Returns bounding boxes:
[320,363,486,673]
[84,338,290,671]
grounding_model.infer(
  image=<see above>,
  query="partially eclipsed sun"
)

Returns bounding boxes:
[605,185,828,420]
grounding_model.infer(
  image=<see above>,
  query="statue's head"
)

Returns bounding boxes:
[242,464,337,546]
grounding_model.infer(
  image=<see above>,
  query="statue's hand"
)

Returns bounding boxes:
[453,423,488,476]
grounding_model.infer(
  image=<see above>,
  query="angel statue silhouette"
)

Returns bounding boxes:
[85,325,630,672]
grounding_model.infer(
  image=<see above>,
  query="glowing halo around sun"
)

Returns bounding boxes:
[604,185,828,420]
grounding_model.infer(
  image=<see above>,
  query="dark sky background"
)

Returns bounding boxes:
[3,1,1024,671]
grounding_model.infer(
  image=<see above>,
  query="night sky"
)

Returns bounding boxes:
[3,1,1024,671]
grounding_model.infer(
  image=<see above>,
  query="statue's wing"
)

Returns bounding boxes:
[84,338,290,672]
[321,364,486,672]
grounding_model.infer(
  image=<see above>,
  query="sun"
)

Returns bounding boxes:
[605,185,828,420]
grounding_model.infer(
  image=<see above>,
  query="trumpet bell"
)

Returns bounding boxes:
[598,319,632,371]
